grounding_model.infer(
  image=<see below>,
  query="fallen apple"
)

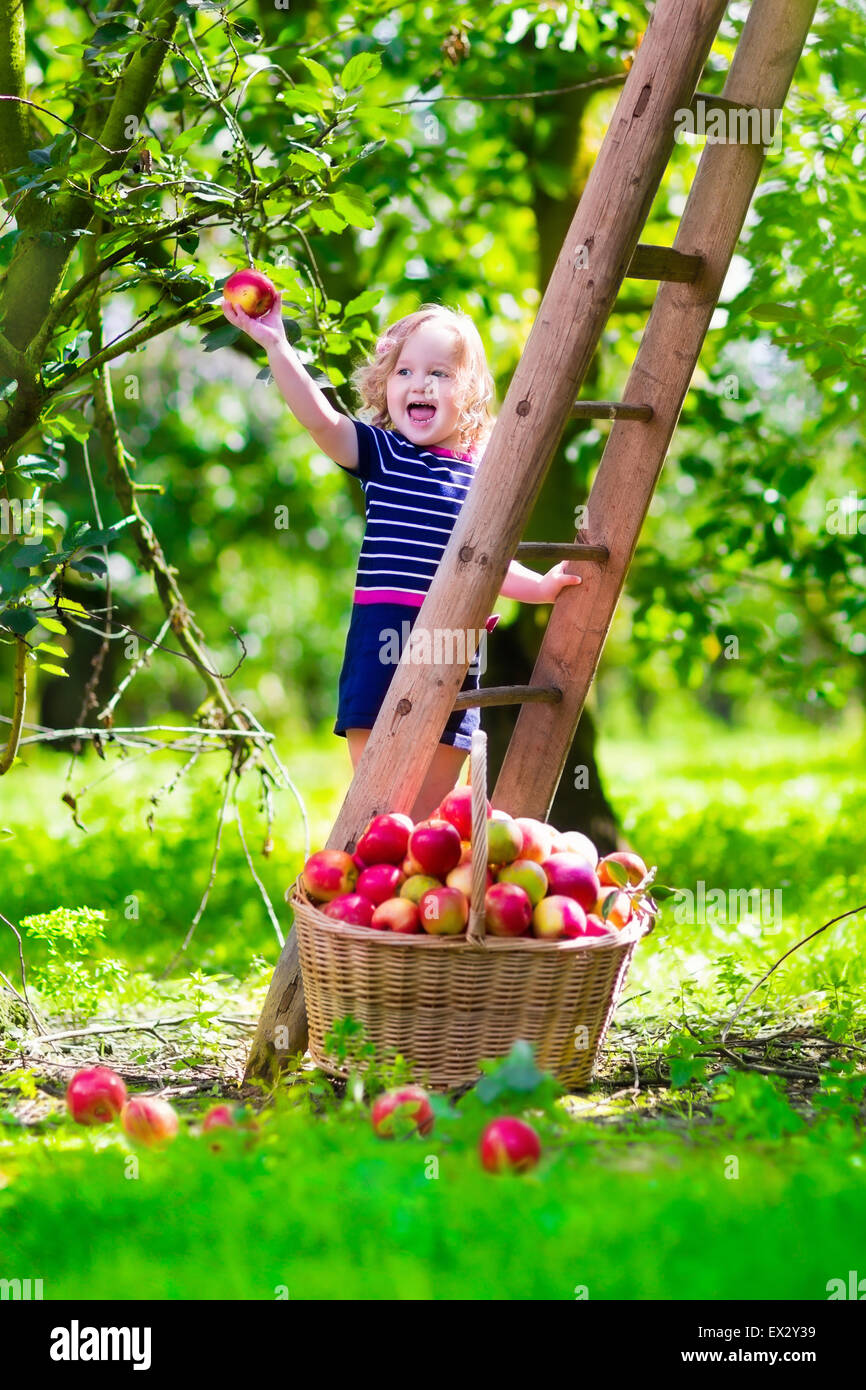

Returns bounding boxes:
[66,1066,127,1125]
[371,896,420,933]
[223,268,276,317]
[301,849,358,903]
[121,1096,179,1148]
[201,1104,258,1151]
[371,1086,434,1137]
[479,1117,541,1173]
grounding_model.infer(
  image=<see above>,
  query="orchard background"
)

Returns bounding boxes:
[1,0,864,1301]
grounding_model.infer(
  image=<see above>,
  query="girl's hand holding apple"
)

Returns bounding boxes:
[221,290,287,352]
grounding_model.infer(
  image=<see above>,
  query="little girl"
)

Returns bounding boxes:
[221,295,581,819]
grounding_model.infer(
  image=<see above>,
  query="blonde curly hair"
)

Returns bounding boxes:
[351,303,496,453]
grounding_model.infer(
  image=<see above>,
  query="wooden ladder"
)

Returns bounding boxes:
[245,0,817,1080]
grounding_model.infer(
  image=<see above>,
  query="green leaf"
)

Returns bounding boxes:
[299,56,332,88]
[475,1039,549,1104]
[309,205,347,234]
[170,123,214,154]
[748,302,802,323]
[201,322,240,352]
[280,86,326,117]
[11,542,50,569]
[53,597,87,615]
[34,641,66,657]
[330,190,375,230]
[88,20,136,49]
[342,289,382,319]
[69,556,108,576]
[1,606,38,635]
[602,860,630,887]
[13,454,61,481]
[599,890,617,919]
[75,515,136,547]
[35,616,67,635]
[340,52,382,90]
[39,662,69,677]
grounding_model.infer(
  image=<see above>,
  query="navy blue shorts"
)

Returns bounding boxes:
[334,602,481,753]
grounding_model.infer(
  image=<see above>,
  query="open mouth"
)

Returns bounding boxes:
[407,402,436,423]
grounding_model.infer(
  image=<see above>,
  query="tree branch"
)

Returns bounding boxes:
[0,0,30,192]
[0,635,28,776]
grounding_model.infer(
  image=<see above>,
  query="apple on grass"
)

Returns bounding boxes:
[66,1066,127,1125]
[300,849,358,903]
[371,896,420,933]
[121,1096,179,1147]
[409,819,462,879]
[223,268,277,317]
[479,1117,541,1173]
[419,886,469,935]
[484,882,532,937]
[201,1104,258,1151]
[371,1086,434,1138]
[322,893,375,927]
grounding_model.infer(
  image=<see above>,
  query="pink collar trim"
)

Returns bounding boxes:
[427,444,476,464]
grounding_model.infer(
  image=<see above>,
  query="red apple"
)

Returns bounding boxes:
[322,893,375,926]
[121,1096,179,1147]
[595,888,633,930]
[371,1086,434,1138]
[552,830,599,867]
[418,885,469,935]
[66,1066,127,1125]
[301,849,358,903]
[480,1117,541,1173]
[484,882,532,937]
[201,1104,258,1151]
[446,861,493,897]
[438,785,492,840]
[532,895,586,940]
[223,268,276,317]
[486,816,524,866]
[399,873,442,903]
[542,853,600,912]
[356,813,412,866]
[514,817,556,864]
[351,852,367,873]
[598,851,648,888]
[496,858,548,907]
[371,897,420,933]
[357,862,405,905]
[409,819,462,879]
[458,840,472,866]
[584,913,614,938]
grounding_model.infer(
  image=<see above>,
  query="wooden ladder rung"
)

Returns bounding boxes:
[572,400,653,422]
[453,684,562,711]
[515,542,609,563]
[627,243,703,283]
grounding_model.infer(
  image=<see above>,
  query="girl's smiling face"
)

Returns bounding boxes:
[386,322,464,451]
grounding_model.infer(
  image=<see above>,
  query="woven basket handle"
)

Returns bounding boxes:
[467,728,488,944]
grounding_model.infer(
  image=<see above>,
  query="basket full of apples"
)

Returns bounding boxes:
[290,730,658,1091]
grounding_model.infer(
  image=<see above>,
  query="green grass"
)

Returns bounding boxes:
[2,702,865,1300]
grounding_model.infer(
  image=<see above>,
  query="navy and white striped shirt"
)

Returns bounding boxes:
[340,420,479,609]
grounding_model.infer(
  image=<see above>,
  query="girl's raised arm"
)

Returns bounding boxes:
[222,294,359,471]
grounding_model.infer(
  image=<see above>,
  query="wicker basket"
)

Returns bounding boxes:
[291,730,654,1091]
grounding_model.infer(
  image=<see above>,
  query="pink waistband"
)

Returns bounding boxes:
[353,589,499,632]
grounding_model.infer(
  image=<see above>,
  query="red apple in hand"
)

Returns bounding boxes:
[223,268,276,318]
[121,1096,179,1147]
[66,1066,127,1125]
[371,1086,434,1137]
[409,819,462,878]
[480,1117,541,1173]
